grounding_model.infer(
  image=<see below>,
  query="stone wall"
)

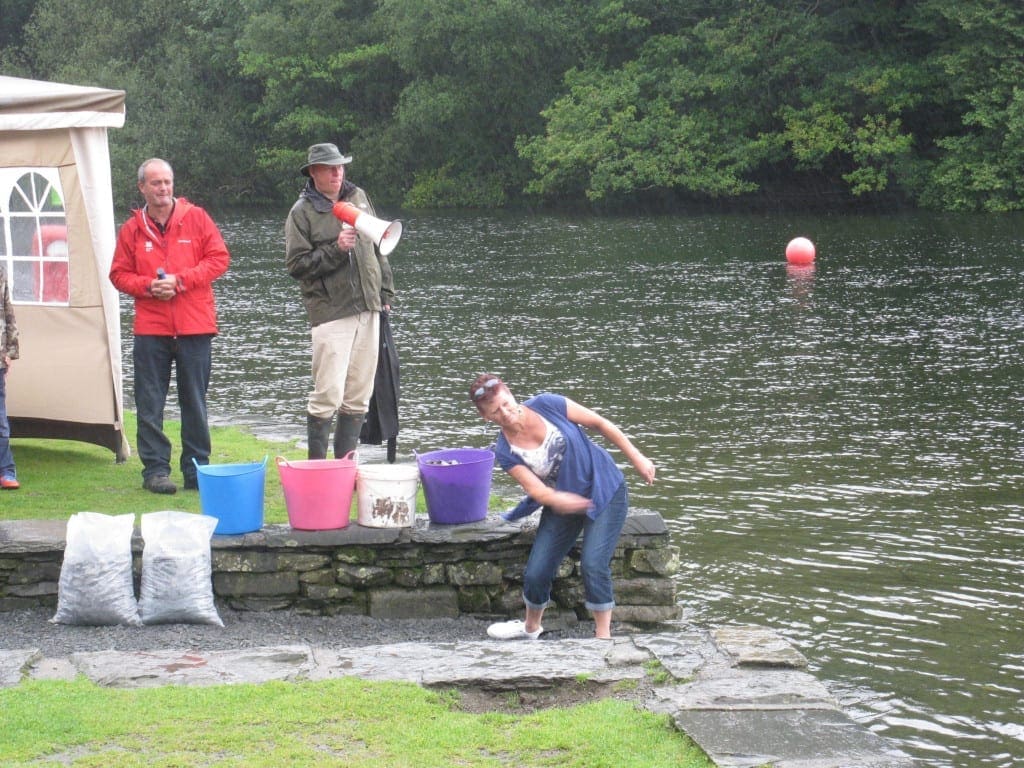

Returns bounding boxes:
[0,511,681,623]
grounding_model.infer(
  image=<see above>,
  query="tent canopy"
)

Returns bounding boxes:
[0,76,129,460]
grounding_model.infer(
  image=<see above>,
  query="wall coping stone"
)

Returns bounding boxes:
[0,510,669,554]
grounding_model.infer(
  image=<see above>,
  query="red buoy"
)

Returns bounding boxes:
[785,237,816,266]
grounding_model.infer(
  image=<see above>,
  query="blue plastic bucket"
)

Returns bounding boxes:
[417,448,494,524]
[194,456,267,535]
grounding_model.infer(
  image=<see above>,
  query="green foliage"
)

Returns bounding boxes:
[520,0,925,205]
[845,115,915,194]
[521,2,792,202]
[404,164,508,208]
[364,0,587,206]
[7,0,1024,211]
[20,0,269,209]
[910,0,1024,210]
[236,0,401,201]
[0,0,34,73]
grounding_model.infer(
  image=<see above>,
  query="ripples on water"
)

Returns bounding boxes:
[120,210,1022,767]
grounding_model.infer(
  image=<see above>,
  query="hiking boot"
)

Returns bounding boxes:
[143,474,177,494]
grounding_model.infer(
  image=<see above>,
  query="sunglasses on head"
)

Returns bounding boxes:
[471,378,500,401]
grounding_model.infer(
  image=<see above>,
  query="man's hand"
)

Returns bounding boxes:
[337,226,357,251]
[151,275,177,300]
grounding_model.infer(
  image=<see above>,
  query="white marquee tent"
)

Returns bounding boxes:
[0,75,129,460]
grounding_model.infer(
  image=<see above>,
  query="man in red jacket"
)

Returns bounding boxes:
[110,159,230,494]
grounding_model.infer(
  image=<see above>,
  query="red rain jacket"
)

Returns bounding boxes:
[109,198,229,336]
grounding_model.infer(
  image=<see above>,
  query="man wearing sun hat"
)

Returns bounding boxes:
[284,143,396,460]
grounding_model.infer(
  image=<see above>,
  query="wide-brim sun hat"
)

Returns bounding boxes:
[300,143,352,176]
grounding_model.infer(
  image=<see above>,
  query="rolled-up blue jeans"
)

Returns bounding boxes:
[522,481,628,613]
[133,334,212,482]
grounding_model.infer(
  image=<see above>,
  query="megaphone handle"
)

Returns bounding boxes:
[337,225,357,252]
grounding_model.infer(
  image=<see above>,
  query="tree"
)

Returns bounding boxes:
[236,0,401,202]
[9,0,1023,211]
[518,0,928,207]
[21,0,265,209]
[909,0,1024,211]
[0,0,37,74]
[365,0,586,207]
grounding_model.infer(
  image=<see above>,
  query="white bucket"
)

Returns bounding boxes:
[356,463,419,528]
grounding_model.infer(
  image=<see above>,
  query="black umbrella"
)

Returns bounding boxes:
[359,310,400,462]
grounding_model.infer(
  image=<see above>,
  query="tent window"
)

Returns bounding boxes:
[0,169,70,306]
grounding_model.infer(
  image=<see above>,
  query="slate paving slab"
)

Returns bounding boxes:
[0,648,37,686]
[308,638,648,688]
[650,667,837,712]
[713,624,811,668]
[672,708,915,768]
[68,645,316,688]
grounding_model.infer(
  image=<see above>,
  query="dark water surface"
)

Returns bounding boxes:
[122,210,1023,767]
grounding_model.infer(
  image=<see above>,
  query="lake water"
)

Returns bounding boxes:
[121,209,1023,767]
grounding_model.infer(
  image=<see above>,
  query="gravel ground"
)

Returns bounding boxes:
[2,606,595,657]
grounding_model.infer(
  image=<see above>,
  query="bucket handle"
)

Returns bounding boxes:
[277,453,353,467]
[194,456,269,469]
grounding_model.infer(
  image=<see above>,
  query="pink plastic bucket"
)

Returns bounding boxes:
[417,448,494,524]
[276,453,356,530]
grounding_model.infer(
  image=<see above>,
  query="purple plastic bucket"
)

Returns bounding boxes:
[417,448,494,524]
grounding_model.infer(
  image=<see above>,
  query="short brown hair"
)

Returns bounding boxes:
[469,373,506,408]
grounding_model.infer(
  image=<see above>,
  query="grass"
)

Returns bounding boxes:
[0,412,516,523]
[0,412,438,523]
[0,678,715,767]
[0,412,293,522]
[644,659,680,686]
[0,416,717,768]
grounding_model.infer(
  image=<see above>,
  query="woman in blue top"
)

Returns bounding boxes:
[469,374,656,640]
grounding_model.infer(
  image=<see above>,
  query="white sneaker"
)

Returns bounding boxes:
[487,619,543,640]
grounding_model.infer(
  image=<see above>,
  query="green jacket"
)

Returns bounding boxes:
[284,181,395,327]
[0,266,19,364]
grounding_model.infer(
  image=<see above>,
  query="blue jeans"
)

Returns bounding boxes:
[522,481,629,613]
[133,335,212,482]
[0,369,14,477]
